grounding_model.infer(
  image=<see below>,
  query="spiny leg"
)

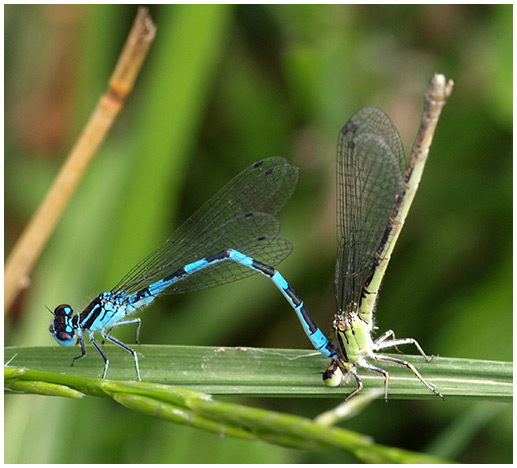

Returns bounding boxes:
[345,369,364,401]
[374,329,404,354]
[374,354,444,399]
[102,318,142,345]
[374,335,434,363]
[71,335,87,367]
[101,332,141,381]
[88,334,110,379]
[358,360,390,401]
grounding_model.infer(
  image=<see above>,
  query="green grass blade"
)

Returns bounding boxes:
[5,345,512,401]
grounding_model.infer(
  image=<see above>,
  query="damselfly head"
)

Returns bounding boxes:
[49,304,76,347]
[323,360,343,387]
[323,359,354,387]
[332,312,351,331]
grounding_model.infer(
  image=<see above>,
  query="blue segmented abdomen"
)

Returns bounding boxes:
[108,247,336,358]
[224,249,334,356]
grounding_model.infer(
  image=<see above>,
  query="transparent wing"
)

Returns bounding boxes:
[335,106,407,311]
[111,157,298,296]
[165,214,293,294]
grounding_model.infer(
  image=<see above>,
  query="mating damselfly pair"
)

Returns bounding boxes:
[50,74,454,400]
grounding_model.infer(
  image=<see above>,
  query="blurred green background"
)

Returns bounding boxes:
[5,4,512,463]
